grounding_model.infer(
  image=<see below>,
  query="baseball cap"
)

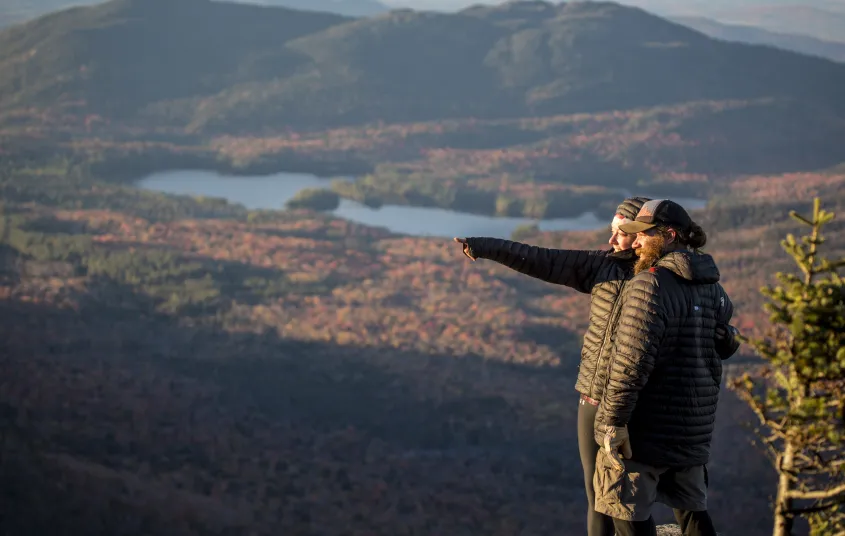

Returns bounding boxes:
[618,199,693,234]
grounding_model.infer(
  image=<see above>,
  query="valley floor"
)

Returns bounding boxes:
[3,159,842,535]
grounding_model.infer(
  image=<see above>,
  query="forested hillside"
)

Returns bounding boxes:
[1,1,843,534]
[2,0,845,132]
[2,155,844,534]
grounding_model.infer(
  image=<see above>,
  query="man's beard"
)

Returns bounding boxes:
[634,234,667,274]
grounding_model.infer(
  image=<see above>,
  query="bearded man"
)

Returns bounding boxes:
[454,197,739,536]
[593,199,733,536]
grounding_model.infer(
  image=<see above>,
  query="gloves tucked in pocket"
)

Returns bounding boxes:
[593,448,652,522]
[594,424,633,471]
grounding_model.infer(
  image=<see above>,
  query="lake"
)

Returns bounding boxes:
[137,170,706,238]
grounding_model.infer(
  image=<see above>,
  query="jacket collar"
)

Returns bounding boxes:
[654,250,720,284]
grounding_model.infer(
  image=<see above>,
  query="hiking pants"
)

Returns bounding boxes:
[612,509,717,536]
[577,395,615,536]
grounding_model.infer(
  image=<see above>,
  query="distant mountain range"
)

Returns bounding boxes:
[4,0,845,45]
[707,4,845,44]
[1,0,844,133]
[232,0,388,17]
[608,0,845,15]
[673,15,845,63]
[0,0,89,26]
[383,1,845,45]
[575,2,845,44]
[384,0,843,9]
[0,0,388,26]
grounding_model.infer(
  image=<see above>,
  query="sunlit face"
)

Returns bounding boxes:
[608,214,636,252]
[632,228,665,274]
[631,227,661,251]
[632,227,677,251]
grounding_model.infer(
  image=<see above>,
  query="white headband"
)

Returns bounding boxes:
[611,214,634,231]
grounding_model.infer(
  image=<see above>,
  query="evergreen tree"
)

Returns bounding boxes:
[730,198,845,536]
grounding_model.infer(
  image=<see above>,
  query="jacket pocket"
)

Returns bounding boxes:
[593,449,626,513]
[593,449,644,521]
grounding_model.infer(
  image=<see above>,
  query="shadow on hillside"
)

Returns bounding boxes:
[0,276,776,535]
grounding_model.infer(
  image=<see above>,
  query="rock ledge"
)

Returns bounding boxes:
[657,524,722,536]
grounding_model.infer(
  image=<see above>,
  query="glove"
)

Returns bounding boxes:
[453,237,477,261]
[595,424,633,471]
[714,323,738,340]
[715,323,741,360]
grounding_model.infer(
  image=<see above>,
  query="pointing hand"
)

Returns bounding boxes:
[453,237,477,261]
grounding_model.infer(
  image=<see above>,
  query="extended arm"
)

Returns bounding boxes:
[463,237,622,294]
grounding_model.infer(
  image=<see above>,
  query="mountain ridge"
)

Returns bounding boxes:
[238,0,388,16]
[1,0,845,133]
[709,4,845,43]
[0,0,389,27]
[672,15,845,62]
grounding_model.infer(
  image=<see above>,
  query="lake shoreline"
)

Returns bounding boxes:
[136,169,611,238]
[91,149,618,220]
[83,147,706,231]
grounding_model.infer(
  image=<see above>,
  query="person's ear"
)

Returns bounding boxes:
[666,228,677,244]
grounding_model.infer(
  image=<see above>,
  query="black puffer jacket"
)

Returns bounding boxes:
[463,239,740,403]
[464,238,638,400]
[595,250,734,468]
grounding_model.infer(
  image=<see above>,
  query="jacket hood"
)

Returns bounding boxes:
[616,197,651,221]
[655,250,720,284]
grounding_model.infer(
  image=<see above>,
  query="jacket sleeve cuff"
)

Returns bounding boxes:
[464,237,490,259]
[716,325,741,360]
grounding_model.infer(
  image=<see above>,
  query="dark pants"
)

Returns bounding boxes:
[577,398,615,536]
[612,510,717,536]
